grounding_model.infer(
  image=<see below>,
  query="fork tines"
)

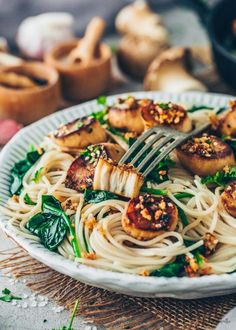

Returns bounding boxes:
[119,126,186,177]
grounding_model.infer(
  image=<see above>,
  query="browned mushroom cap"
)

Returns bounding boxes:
[221,182,236,217]
[217,100,236,137]
[51,116,107,149]
[117,34,168,79]
[141,101,192,132]
[144,47,207,93]
[115,0,167,42]
[122,194,178,241]
[65,143,125,191]
[108,96,151,134]
[176,134,235,176]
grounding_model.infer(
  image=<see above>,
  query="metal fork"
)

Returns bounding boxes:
[119,121,213,177]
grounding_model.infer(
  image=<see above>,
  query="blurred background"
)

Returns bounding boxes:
[0,0,236,145]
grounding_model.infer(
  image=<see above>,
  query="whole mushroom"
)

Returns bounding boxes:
[115,0,169,79]
[144,47,207,92]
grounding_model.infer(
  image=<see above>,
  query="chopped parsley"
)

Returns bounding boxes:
[32,167,44,183]
[0,288,22,303]
[201,166,236,186]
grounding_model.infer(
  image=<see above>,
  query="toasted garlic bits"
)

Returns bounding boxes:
[177,134,235,176]
[221,182,236,217]
[141,101,192,132]
[122,194,178,240]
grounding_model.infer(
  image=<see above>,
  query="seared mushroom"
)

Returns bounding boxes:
[51,116,107,149]
[141,101,192,132]
[93,158,144,198]
[217,100,236,137]
[108,96,150,134]
[65,143,125,191]
[221,182,236,217]
[122,194,178,240]
[176,134,235,176]
[144,47,207,93]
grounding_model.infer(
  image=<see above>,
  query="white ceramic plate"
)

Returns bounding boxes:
[1,91,236,299]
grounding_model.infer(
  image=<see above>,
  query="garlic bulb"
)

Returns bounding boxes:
[16,12,74,60]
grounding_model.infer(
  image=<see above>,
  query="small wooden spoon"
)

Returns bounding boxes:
[67,16,106,65]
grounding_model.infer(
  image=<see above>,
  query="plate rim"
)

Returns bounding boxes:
[1,90,236,299]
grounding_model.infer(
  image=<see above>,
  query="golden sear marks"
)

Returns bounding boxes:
[221,182,236,217]
[141,101,192,132]
[122,194,178,241]
[176,134,235,176]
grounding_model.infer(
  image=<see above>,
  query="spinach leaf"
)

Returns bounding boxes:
[90,96,108,125]
[150,256,187,277]
[10,149,44,195]
[128,138,175,183]
[24,193,37,205]
[26,195,81,257]
[26,212,67,250]
[0,288,22,303]
[174,192,194,199]
[84,189,126,203]
[107,126,128,143]
[174,192,193,226]
[177,206,188,227]
[187,105,214,113]
[201,166,236,186]
[140,187,167,196]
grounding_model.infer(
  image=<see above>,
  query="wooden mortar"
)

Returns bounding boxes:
[0,62,60,124]
[45,17,111,102]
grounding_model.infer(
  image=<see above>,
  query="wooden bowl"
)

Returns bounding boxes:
[45,39,111,102]
[0,62,60,124]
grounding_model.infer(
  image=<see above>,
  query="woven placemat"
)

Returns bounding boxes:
[1,246,236,330]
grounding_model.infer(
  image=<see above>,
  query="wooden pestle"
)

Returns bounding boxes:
[67,17,106,65]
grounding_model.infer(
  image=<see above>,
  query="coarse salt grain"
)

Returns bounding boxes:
[54,306,64,313]
[30,301,37,307]
[38,301,47,307]
[22,294,28,299]
[22,302,28,308]
[11,301,17,306]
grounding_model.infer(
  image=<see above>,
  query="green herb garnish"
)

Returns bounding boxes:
[158,103,170,110]
[76,121,84,129]
[0,288,22,303]
[26,195,81,257]
[150,255,187,277]
[10,149,44,195]
[52,299,80,330]
[174,192,194,199]
[97,95,107,106]
[24,193,37,205]
[128,138,175,183]
[177,206,188,227]
[107,126,128,143]
[32,167,44,183]
[140,187,167,196]
[201,166,236,186]
[187,105,226,113]
[84,189,126,204]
